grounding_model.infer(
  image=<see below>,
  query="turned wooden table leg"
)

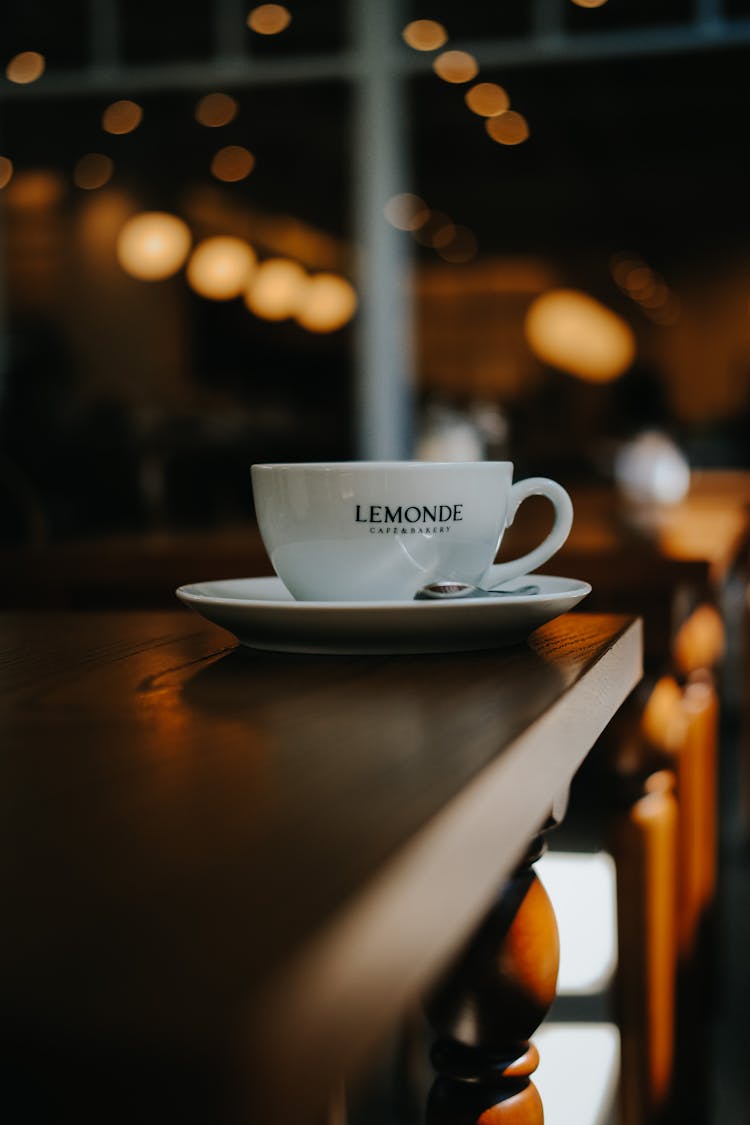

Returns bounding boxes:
[424,836,559,1125]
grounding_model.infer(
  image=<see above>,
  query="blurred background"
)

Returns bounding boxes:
[3,6,750,1125]
[2,0,750,556]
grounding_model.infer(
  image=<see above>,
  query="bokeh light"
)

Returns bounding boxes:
[486,110,530,145]
[524,288,636,382]
[244,258,308,320]
[623,265,656,299]
[402,20,448,51]
[641,676,683,752]
[195,92,238,127]
[413,210,455,248]
[571,0,609,7]
[437,225,478,264]
[647,295,682,326]
[5,169,64,210]
[102,100,143,135]
[116,212,192,281]
[383,193,429,231]
[186,237,257,300]
[296,274,357,333]
[673,605,725,676]
[433,50,479,84]
[73,153,114,191]
[614,431,691,505]
[6,51,45,85]
[611,252,645,289]
[211,145,255,182]
[639,283,670,309]
[247,4,292,34]
[465,83,510,117]
[0,156,13,190]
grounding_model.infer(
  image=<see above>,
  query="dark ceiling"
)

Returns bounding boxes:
[3,2,750,277]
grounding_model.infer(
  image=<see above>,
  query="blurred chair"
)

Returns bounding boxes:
[610,769,678,1125]
[535,601,723,1125]
[609,625,721,1124]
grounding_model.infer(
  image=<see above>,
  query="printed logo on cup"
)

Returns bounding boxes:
[355,502,464,535]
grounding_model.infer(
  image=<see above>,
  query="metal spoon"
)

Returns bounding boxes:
[415,581,541,601]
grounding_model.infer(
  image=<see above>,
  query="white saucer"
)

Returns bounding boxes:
[176,568,592,655]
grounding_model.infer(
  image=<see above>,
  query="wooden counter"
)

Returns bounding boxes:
[0,610,641,1123]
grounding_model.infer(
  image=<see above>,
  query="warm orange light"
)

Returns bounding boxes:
[6,51,45,85]
[486,110,530,145]
[611,252,644,289]
[639,282,670,309]
[5,169,64,209]
[244,258,308,320]
[623,265,656,299]
[413,210,455,248]
[116,212,192,281]
[402,19,448,51]
[73,153,114,190]
[465,82,510,117]
[187,237,257,300]
[296,273,357,333]
[211,145,255,182]
[641,676,684,752]
[571,0,609,7]
[524,288,636,382]
[433,50,479,84]
[383,192,429,231]
[247,4,292,34]
[195,92,238,127]
[673,605,725,676]
[0,156,13,190]
[437,225,478,264]
[102,100,143,135]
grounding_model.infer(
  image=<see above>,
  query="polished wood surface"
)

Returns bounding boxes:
[425,838,558,1125]
[0,610,641,1122]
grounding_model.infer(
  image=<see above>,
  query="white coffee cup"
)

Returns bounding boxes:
[251,461,573,602]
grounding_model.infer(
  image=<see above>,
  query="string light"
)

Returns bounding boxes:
[244,258,308,320]
[437,225,478,264]
[73,153,114,190]
[6,51,45,84]
[383,193,429,231]
[465,83,510,118]
[102,100,143,135]
[610,252,643,289]
[412,211,455,248]
[116,212,192,281]
[247,5,292,34]
[611,251,679,324]
[486,110,530,145]
[433,50,479,84]
[195,92,238,127]
[186,237,257,300]
[296,274,357,333]
[211,145,255,182]
[402,20,448,51]
[524,288,635,382]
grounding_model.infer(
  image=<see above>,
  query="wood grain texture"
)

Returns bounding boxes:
[0,610,641,1123]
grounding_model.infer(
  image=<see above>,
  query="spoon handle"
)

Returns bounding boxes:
[487,583,540,597]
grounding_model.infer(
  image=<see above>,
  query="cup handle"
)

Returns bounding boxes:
[489,477,574,584]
